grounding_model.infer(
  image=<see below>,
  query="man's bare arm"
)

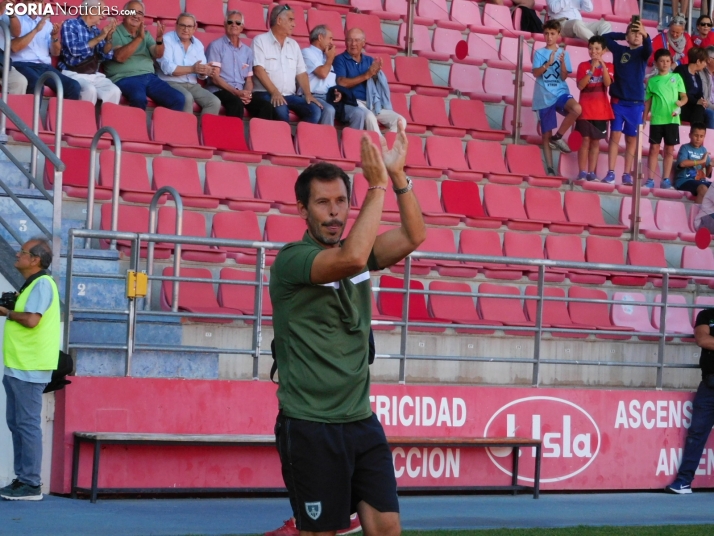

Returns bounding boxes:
[0,307,42,329]
[695,324,714,351]
[336,57,381,88]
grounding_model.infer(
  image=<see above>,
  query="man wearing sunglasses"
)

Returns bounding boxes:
[0,238,59,501]
[251,4,322,124]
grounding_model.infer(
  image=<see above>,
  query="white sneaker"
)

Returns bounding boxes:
[549,137,571,153]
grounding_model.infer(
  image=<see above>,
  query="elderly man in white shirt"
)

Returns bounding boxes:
[0,2,28,94]
[157,12,220,115]
[546,0,611,42]
[251,4,322,123]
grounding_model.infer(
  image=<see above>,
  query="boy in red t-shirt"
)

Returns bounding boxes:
[575,36,615,181]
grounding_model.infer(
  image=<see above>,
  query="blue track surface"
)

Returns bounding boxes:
[1,492,713,535]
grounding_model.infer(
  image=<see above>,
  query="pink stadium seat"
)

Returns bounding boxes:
[524,188,585,234]
[311,0,351,15]
[451,0,498,34]
[477,283,534,335]
[185,0,225,28]
[488,37,532,71]
[372,294,400,331]
[255,166,300,214]
[389,93,424,134]
[482,4,530,37]
[227,0,268,36]
[99,203,170,258]
[449,63,500,103]
[5,95,54,144]
[399,25,440,58]
[417,0,464,29]
[346,13,400,53]
[394,56,450,97]
[384,132,441,178]
[249,118,312,167]
[421,228,478,278]
[100,102,164,154]
[441,180,503,228]
[307,9,345,42]
[611,0,657,26]
[265,214,306,244]
[99,150,156,204]
[464,32,501,66]
[681,245,714,286]
[201,114,263,163]
[689,204,701,232]
[586,0,613,18]
[502,106,539,144]
[585,236,647,287]
[152,157,220,209]
[450,100,507,141]
[429,281,502,334]
[483,183,547,231]
[340,128,382,164]
[47,98,110,149]
[619,197,678,241]
[204,161,271,212]
[151,107,215,159]
[378,276,450,332]
[193,31,220,49]
[350,0,402,21]
[218,267,273,323]
[460,230,523,279]
[505,144,568,188]
[425,136,481,181]
[144,0,181,21]
[563,191,627,237]
[431,28,473,64]
[465,140,523,185]
[524,286,587,339]
[544,235,608,285]
[295,123,355,170]
[409,95,466,137]
[611,292,660,341]
[411,179,461,226]
[212,211,266,265]
[286,6,310,39]
[568,286,633,340]
[561,153,616,193]
[161,267,234,323]
[44,147,111,200]
[565,46,591,77]
[158,208,227,263]
[372,53,410,94]
[654,200,696,242]
[652,294,695,338]
[503,232,567,282]
[482,67,512,104]
[627,241,689,288]
[352,173,400,222]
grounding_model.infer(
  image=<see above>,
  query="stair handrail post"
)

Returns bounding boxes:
[31,72,63,179]
[84,127,122,249]
[146,186,183,311]
[0,20,11,141]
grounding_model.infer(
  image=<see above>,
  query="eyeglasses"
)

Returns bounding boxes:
[177,23,196,29]
[226,20,244,25]
[700,22,713,27]
[18,249,37,257]
[280,4,291,11]
[346,38,365,43]
[131,11,144,17]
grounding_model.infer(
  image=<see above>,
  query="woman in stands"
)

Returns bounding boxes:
[692,15,714,48]
[650,16,693,68]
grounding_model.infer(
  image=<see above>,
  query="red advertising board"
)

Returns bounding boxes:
[52,377,714,494]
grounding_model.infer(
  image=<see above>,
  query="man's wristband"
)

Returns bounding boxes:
[6,311,12,321]
[393,176,413,195]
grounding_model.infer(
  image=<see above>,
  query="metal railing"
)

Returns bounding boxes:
[65,228,713,389]
[84,127,122,249]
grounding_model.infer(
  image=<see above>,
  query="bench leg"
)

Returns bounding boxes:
[71,438,81,499]
[511,446,519,495]
[533,444,541,499]
[90,441,101,504]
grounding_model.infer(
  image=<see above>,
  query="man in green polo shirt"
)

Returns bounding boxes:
[270,120,425,536]
[0,238,60,501]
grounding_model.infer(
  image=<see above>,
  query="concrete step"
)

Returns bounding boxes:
[74,347,219,379]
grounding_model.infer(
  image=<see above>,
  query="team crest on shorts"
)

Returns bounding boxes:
[305,501,322,520]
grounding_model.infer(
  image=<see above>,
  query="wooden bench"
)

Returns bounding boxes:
[71,432,542,503]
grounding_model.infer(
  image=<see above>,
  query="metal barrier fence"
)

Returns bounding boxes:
[66,227,713,388]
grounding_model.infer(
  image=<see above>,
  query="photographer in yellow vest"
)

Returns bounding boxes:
[0,238,59,501]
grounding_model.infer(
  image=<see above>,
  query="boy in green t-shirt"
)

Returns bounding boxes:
[644,49,688,189]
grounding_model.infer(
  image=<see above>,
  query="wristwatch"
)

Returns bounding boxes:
[393,176,413,195]
[156,40,163,45]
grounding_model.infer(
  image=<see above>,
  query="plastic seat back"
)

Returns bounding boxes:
[411,179,446,214]
[467,32,500,63]
[394,55,438,87]
[429,281,479,323]
[652,294,694,334]
[256,166,299,205]
[432,27,463,57]
[307,10,345,41]
[410,94,451,128]
[346,13,389,47]
[585,236,626,265]
[564,191,608,225]
[212,211,262,245]
[44,147,90,188]
[503,232,544,260]
[545,235,585,263]
[425,136,469,170]
[627,241,668,269]
[204,161,254,199]
[48,98,98,137]
[341,128,381,162]
[654,199,691,234]
[264,215,305,243]
[201,114,251,152]
[477,283,528,324]
[144,0,181,20]
[505,144,546,177]
[101,102,151,142]
[611,292,655,332]
[568,286,612,328]
[452,100,494,132]
[99,150,150,191]
[101,203,149,234]
[620,197,657,230]
[185,0,225,26]
[459,229,503,258]
[449,63,485,95]
[378,275,431,320]
[227,0,267,33]
[295,122,342,160]
[524,188,567,222]
[162,267,219,310]
[218,267,272,316]
[152,157,203,195]
[249,117,297,156]
[524,286,572,325]
[152,107,201,146]
[483,184,527,220]
[384,132,430,168]
[441,180,487,218]
[352,173,399,212]
[465,140,508,174]
[158,207,208,239]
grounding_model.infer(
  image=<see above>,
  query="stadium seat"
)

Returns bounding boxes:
[688,204,701,232]
[464,32,501,66]
[44,147,112,200]
[585,236,647,286]
[611,0,657,26]
[378,275,450,333]
[341,128,382,165]
[100,102,164,154]
[429,281,502,334]
[346,13,400,53]
[47,98,110,149]
[568,286,633,340]
[217,267,273,324]
[99,150,157,205]
[144,0,181,21]
[502,105,540,143]
[477,283,534,336]
[352,174,401,222]
[465,141,523,185]
[158,207,227,263]
[249,118,312,167]
[295,123,355,170]
[449,99,508,141]
[312,0,351,14]
[151,107,215,159]
[654,200,696,242]
[372,54,410,94]
[99,203,170,258]
[152,157,220,209]
[185,0,225,28]
[482,67,513,104]
[524,286,587,339]
[409,95,466,137]
[483,184,547,231]
[503,232,567,282]
[563,191,627,237]
[255,166,300,214]
[372,294,400,331]
[652,294,695,339]
[211,211,267,265]
[204,161,271,212]
[489,37,532,71]
[389,93,425,134]
[350,0,402,21]
[459,230,523,279]
[227,0,268,36]
[524,188,585,234]
[5,95,54,144]
[264,214,306,244]
[200,114,263,163]
[307,9,345,42]
[394,56,450,97]
[610,292,660,341]
[411,179,461,226]
[431,28,473,64]
[285,6,310,39]
[384,132,441,178]
[482,4,530,37]
[193,31,221,49]
[416,0,464,29]
[681,245,714,286]
[440,180,504,228]
[425,136,481,181]
[161,267,234,323]
[544,235,608,285]
[450,0,499,34]
[619,197,678,241]
[627,241,689,288]
[505,144,568,187]
[449,63,500,103]
[421,228,479,278]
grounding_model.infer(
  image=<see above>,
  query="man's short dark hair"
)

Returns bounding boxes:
[543,20,561,33]
[295,163,351,207]
[689,46,708,63]
[588,35,607,49]
[28,237,52,269]
[654,48,672,61]
[697,14,713,26]
[691,122,707,134]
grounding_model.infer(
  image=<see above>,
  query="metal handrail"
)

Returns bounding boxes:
[0,20,10,140]
[146,187,183,312]
[84,127,122,249]
[30,71,63,179]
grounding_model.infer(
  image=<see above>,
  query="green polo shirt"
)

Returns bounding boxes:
[270,231,379,423]
[103,24,156,82]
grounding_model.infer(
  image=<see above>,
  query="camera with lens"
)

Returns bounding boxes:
[0,292,17,310]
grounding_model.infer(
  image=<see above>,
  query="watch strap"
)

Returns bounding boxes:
[393,177,413,195]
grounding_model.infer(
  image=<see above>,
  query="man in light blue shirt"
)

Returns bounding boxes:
[157,12,220,115]
[0,2,28,94]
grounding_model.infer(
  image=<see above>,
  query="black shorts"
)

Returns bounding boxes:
[677,179,712,195]
[649,124,680,146]
[574,119,608,140]
[275,412,399,532]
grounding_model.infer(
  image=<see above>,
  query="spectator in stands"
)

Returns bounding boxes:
[666,301,714,494]
[206,11,276,120]
[492,0,535,8]
[575,36,613,182]
[545,0,611,42]
[694,177,714,230]
[0,1,28,94]
[671,0,693,24]
[532,20,581,175]
[0,238,59,501]
[674,122,711,203]
[644,49,687,190]
[602,21,652,185]
[700,45,714,128]
[692,15,714,49]
[59,0,121,105]
[103,1,184,111]
[10,0,81,99]
[157,12,220,116]
[251,5,322,124]
[334,28,405,133]
[650,16,692,68]
[674,47,708,126]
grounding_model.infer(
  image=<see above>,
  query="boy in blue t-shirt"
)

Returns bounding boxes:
[532,20,582,176]
[675,122,712,203]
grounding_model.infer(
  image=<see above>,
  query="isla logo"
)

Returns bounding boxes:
[483,396,601,483]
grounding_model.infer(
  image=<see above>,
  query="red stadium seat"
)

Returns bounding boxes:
[451,0,499,34]
[459,230,523,279]
[425,136,481,181]
[47,98,110,149]
[204,161,271,212]
[227,0,268,36]
[524,286,587,339]
[502,106,539,143]
[563,191,627,237]
[627,241,689,288]
[397,23,449,61]
[295,123,356,170]
[505,144,568,188]
[449,64,500,103]
[143,0,180,21]
[264,214,306,244]
[255,166,300,214]
[417,228,478,278]
[311,0,351,14]
[378,275,450,332]
[619,197,678,241]
[346,13,400,53]
[383,0,408,19]
[465,140,523,184]
[350,0,402,21]
[482,4,530,37]
[100,102,164,154]
[158,207,227,263]
[431,28,472,64]
[429,281,501,334]
[193,31,221,49]
[340,128,381,164]
[482,67,512,104]
[99,150,157,205]
[611,0,657,26]
[652,294,695,338]
[544,235,608,285]
[218,267,273,323]
[477,283,534,336]
[5,95,54,144]
[585,236,647,286]
[201,114,264,163]
[482,184,547,231]
[450,99,507,141]
[524,188,585,234]
[417,0,464,29]
[384,132,441,178]
[611,292,660,341]
[161,267,234,323]
[99,203,170,258]
[465,32,501,65]
[568,286,633,340]
[152,157,220,209]
[151,107,215,159]
[394,56,450,97]
[654,200,696,242]
[389,93,424,134]
[372,53,410,94]
[249,118,311,167]
[44,147,111,200]
[352,173,400,222]
[411,179,461,226]
[441,180,503,228]
[681,245,714,286]
[185,0,225,28]
[372,293,399,330]
[493,37,533,71]
[503,232,567,282]
[307,9,345,42]
[409,95,466,137]
[286,6,310,39]
[212,211,266,265]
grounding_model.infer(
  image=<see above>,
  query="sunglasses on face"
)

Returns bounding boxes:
[226,20,244,25]
[700,22,713,26]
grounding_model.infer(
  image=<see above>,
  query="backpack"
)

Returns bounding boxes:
[517,6,544,34]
